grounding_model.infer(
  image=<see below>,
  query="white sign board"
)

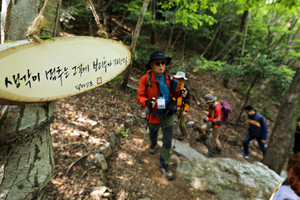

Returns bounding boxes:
[0,36,131,103]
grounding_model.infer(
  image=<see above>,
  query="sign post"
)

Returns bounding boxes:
[0,36,131,104]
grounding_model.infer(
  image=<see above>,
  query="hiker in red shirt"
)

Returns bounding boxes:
[137,51,187,180]
[196,93,223,154]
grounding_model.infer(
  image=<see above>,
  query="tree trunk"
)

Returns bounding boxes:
[166,24,175,51]
[235,74,259,126]
[0,0,61,199]
[263,65,300,174]
[150,0,156,45]
[211,10,249,61]
[121,0,151,90]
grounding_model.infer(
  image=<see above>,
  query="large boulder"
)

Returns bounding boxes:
[177,158,283,200]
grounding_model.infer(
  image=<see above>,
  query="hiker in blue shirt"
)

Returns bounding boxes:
[239,105,268,159]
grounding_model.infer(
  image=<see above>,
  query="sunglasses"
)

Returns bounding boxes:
[155,61,166,66]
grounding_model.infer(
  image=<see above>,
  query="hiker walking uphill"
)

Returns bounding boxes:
[173,71,191,141]
[137,51,188,180]
[239,105,268,159]
[293,118,300,154]
[196,93,223,154]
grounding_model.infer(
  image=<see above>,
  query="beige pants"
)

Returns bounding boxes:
[200,122,222,149]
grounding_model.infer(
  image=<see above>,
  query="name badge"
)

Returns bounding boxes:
[157,97,166,109]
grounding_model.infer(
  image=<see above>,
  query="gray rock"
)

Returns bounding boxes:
[90,186,108,199]
[170,154,181,165]
[95,154,108,170]
[99,143,112,158]
[141,112,147,119]
[177,158,284,200]
[186,121,195,127]
[197,143,209,156]
[109,132,116,148]
[227,135,237,142]
[125,118,135,128]
[158,139,206,160]
[115,124,125,134]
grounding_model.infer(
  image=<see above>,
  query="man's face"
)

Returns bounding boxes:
[151,59,166,76]
[175,78,184,85]
[245,110,254,116]
[297,121,300,127]
[206,102,214,106]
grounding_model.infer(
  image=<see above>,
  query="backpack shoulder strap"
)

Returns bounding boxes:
[146,71,152,90]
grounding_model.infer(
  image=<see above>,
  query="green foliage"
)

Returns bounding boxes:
[159,0,217,29]
[106,88,112,93]
[89,108,96,111]
[112,75,123,85]
[191,55,225,72]
[120,131,128,137]
[4,40,15,43]
[123,35,159,71]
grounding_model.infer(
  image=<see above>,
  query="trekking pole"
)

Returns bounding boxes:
[137,97,155,162]
[207,129,213,157]
[173,88,186,149]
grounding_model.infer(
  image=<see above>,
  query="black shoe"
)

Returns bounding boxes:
[196,136,206,142]
[159,165,174,180]
[179,135,186,141]
[149,145,156,154]
[211,148,221,154]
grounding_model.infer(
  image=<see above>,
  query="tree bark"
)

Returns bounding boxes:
[211,10,249,61]
[150,0,156,45]
[121,0,151,90]
[0,0,61,199]
[235,74,259,126]
[263,65,300,174]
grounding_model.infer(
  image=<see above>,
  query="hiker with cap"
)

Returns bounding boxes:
[196,93,223,154]
[293,117,300,154]
[173,71,191,141]
[238,105,268,159]
[137,51,188,180]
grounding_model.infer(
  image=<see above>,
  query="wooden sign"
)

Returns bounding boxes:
[0,36,131,103]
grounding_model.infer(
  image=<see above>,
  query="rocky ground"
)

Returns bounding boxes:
[43,67,273,200]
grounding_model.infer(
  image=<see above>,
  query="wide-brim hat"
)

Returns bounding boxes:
[204,93,217,103]
[146,51,172,70]
[173,71,188,80]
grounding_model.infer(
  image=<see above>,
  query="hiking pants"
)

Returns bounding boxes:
[175,110,187,137]
[149,115,174,167]
[293,133,300,154]
[200,122,222,149]
[243,133,266,156]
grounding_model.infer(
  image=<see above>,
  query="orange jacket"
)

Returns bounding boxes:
[137,70,181,124]
[176,82,190,111]
[207,101,223,128]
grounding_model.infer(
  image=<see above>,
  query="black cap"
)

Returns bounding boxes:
[146,51,172,70]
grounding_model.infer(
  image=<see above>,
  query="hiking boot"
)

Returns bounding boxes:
[211,148,222,154]
[238,152,249,159]
[159,165,174,180]
[196,136,206,142]
[149,145,156,154]
[179,135,186,141]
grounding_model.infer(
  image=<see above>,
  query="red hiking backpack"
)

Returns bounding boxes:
[215,101,232,127]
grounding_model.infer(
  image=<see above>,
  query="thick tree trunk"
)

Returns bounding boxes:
[0,0,61,199]
[211,10,249,61]
[121,0,151,90]
[263,65,300,174]
[0,102,55,199]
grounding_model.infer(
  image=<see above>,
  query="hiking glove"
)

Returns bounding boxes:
[146,98,156,110]
[181,88,188,98]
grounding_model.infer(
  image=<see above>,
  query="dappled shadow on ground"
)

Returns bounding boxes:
[43,68,271,200]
